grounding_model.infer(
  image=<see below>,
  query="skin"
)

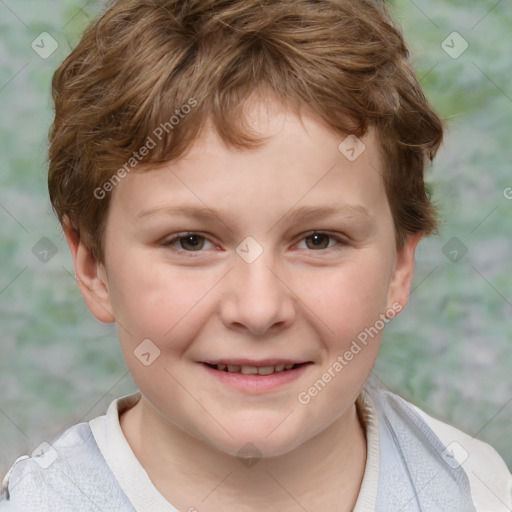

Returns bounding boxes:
[64,95,421,511]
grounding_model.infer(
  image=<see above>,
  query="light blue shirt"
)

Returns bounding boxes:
[2,375,507,511]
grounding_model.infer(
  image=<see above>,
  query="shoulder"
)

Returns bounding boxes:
[410,401,512,512]
[363,377,512,511]
[1,422,94,509]
[1,421,134,511]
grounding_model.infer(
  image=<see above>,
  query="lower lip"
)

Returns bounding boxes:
[200,363,312,393]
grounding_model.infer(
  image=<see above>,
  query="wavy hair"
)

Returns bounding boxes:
[48,0,444,261]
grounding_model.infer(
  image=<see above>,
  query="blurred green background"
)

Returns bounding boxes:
[0,0,511,477]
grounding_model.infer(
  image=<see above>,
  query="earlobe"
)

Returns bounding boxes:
[386,232,423,314]
[62,216,115,323]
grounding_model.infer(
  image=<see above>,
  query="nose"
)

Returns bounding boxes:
[219,247,296,336]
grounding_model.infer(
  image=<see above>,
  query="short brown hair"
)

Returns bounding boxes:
[48,0,443,262]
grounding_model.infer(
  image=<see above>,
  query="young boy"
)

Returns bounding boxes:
[1,0,510,510]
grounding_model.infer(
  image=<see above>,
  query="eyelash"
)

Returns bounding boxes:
[161,231,349,257]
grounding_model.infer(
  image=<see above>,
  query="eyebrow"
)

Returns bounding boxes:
[136,203,372,227]
[278,204,371,224]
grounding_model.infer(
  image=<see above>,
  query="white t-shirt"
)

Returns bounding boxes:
[88,388,512,511]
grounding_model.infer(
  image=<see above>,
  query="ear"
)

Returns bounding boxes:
[386,232,422,314]
[62,216,115,323]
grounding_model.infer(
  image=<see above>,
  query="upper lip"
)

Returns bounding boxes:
[200,358,312,367]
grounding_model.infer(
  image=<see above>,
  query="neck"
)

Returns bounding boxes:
[121,396,367,512]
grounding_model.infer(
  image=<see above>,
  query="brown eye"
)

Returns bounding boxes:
[176,234,205,251]
[296,231,348,253]
[163,233,214,254]
[304,233,332,250]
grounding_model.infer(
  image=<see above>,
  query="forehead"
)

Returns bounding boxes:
[108,99,387,226]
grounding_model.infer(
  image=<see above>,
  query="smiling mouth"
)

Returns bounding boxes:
[203,362,309,376]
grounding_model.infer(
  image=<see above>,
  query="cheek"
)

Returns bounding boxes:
[301,257,392,341]
[108,259,214,398]
[295,260,392,411]
[107,254,216,348]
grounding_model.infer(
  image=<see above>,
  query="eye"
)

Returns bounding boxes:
[296,232,348,252]
[161,231,348,257]
[162,233,216,254]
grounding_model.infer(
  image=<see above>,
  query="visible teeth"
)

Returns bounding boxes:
[212,363,300,375]
[241,365,258,375]
[257,365,275,375]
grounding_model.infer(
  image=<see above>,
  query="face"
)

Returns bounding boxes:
[68,97,419,459]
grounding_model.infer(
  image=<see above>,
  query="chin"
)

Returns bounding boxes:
[203,423,309,461]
